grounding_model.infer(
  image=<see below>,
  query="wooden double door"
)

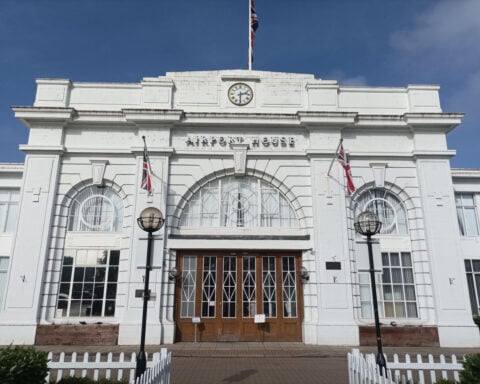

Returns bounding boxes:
[174,251,303,342]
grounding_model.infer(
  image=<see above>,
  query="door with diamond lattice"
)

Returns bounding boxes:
[174,251,303,342]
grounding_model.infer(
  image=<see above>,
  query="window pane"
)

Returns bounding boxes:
[180,256,196,318]
[361,251,418,320]
[391,268,402,283]
[401,253,412,267]
[406,302,418,318]
[404,285,416,301]
[181,176,297,228]
[109,251,120,266]
[390,253,400,266]
[202,256,216,317]
[5,204,19,232]
[263,256,277,317]
[56,249,119,317]
[473,260,480,272]
[354,189,408,235]
[68,187,123,232]
[242,256,256,317]
[107,267,118,282]
[222,256,236,318]
[282,256,297,318]
[403,269,414,284]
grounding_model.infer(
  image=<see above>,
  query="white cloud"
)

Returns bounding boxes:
[324,70,368,86]
[390,0,480,70]
[447,70,480,111]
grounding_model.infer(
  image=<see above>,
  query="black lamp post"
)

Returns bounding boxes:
[136,207,165,379]
[354,211,387,375]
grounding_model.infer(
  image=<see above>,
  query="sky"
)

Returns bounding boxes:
[0,0,479,167]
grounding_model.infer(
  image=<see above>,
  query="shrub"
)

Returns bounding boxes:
[460,353,480,384]
[435,380,458,384]
[0,345,49,384]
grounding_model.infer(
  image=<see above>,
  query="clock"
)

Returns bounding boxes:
[228,83,253,106]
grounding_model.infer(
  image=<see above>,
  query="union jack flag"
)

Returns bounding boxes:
[337,143,355,195]
[250,0,259,63]
[141,136,152,193]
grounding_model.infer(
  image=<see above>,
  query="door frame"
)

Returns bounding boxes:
[173,249,304,342]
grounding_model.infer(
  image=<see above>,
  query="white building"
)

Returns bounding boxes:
[0,70,479,347]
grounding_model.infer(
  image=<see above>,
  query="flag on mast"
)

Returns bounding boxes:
[248,0,259,70]
[141,136,152,193]
[337,142,356,195]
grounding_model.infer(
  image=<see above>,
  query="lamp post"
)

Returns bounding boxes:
[354,211,387,375]
[136,207,165,379]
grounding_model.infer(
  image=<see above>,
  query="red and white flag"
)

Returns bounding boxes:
[141,136,152,193]
[337,143,355,195]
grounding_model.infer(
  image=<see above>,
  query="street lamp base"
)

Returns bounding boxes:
[136,350,147,379]
[376,352,387,377]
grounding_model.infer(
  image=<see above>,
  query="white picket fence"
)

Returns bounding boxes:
[348,348,464,384]
[46,348,171,384]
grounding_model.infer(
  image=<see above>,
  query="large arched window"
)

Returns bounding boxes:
[56,186,124,319]
[68,186,124,232]
[354,188,408,235]
[180,176,298,228]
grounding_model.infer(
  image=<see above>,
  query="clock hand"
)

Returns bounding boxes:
[238,91,246,103]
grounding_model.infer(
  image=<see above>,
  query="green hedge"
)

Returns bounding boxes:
[0,345,49,384]
[460,353,480,384]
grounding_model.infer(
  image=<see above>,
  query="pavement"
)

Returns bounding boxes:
[33,342,480,384]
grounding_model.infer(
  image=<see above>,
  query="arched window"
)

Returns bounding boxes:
[56,186,124,319]
[68,186,124,232]
[354,188,408,235]
[180,176,298,228]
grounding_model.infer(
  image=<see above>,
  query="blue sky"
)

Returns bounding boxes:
[1,0,479,167]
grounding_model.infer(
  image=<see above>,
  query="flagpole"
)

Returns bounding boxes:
[248,0,252,70]
[142,136,153,173]
[326,138,343,177]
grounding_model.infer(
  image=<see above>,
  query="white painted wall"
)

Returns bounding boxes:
[0,70,478,347]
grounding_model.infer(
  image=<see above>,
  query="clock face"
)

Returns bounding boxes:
[228,83,253,106]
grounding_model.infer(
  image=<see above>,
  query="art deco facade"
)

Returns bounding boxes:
[0,70,479,347]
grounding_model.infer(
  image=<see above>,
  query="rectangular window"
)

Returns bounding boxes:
[180,256,196,317]
[222,256,236,318]
[456,193,479,236]
[360,251,418,319]
[465,259,480,316]
[0,256,9,309]
[282,256,297,318]
[262,256,277,317]
[0,189,19,233]
[242,256,256,317]
[201,256,217,317]
[56,249,119,318]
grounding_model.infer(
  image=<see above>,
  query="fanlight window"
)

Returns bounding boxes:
[68,186,124,232]
[180,176,298,228]
[354,188,408,235]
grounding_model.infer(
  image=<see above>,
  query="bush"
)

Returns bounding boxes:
[460,353,480,384]
[435,380,458,384]
[0,345,49,384]
[56,378,128,383]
